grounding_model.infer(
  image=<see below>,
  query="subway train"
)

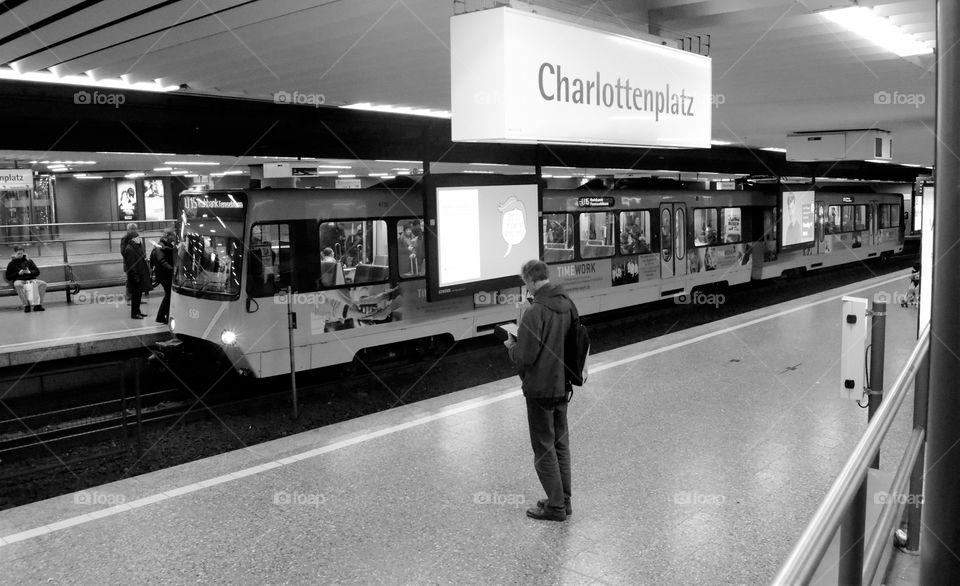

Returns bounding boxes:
[165,180,903,378]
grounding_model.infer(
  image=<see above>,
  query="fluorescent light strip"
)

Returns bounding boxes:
[761,147,787,153]
[164,161,220,166]
[820,7,933,57]
[342,103,452,119]
[0,68,178,92]
[98,151,178,156]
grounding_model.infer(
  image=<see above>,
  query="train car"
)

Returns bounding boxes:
[539,188,769,315]
[166,182,902,378]
[753,188,904,280]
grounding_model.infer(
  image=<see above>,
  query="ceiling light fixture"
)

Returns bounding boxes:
[342,103,452,119]
[164,161,220,166]
[0,68,178,92]
[820,6,933,57]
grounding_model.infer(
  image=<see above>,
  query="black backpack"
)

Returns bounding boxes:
[564,303,590,387]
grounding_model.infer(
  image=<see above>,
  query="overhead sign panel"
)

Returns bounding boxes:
[450,7,712,148]
[0,169,34,191]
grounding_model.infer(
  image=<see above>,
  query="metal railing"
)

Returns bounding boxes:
[773,323,931,585]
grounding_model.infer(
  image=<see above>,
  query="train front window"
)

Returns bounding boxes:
[176,193,245,299]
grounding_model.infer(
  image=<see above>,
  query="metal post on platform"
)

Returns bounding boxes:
[906,351,929,552]
[868,300,886,469]
[839,482,867,586]
[134,358,143,457]
[287,285,298,420]
[922,1,960,580]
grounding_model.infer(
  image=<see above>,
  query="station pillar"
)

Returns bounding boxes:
[921,0,960,581]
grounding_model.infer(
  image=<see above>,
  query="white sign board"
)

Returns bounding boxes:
[450,7,712,148]
[0,169,34,191]
[919,185,934,334]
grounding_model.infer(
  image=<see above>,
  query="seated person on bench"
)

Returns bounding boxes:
[5,244,46,312]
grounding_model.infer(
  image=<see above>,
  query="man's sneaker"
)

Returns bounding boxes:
[537,499,572,516]
[23,305,31,313]
[33,305,44,312]
[526,503,566,522]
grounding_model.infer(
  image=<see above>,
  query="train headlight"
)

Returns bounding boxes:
[169,318,176,331]
[220,330,238,346]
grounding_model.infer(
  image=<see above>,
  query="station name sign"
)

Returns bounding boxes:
[0,169,34,191]
[450,7,711,148]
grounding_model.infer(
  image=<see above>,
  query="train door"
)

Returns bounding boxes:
[869,201,879,246]
[659,203,688,279]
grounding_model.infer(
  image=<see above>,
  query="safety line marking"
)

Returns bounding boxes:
[0,270,910,547]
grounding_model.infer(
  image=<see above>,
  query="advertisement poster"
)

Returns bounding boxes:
[144,179,165,221]
[117,180,137,222]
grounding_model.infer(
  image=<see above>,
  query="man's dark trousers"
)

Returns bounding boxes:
[526,396,571,513]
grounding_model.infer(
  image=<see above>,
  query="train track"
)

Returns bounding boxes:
[0,357,441,461]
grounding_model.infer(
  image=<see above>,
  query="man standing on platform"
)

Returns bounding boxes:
[123,233,151,319]
[153,228,177,324]
[503,259,575,521]
[5,245,45,312]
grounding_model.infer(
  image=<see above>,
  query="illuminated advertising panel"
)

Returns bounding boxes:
[780,189,815,249]
[117,180,137,222]
[426,175,541,301]
[450,7,711,148]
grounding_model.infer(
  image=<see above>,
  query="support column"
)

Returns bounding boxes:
[921,1,960,580]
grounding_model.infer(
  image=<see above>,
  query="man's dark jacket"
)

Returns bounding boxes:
[508,283,574,398]
[5,256,39,283]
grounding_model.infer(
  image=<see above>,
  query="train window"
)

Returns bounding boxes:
[248,223,290,296]
[826,205,841,233]
[319,219,389,286]
[719,208,742,243]
[693,208,719,246]
[543,213,574,263]
[618,211,652,255]
[854,205,867,231]
[579,212,615,258]
[397,219,426,278]
[841,206,854,232]
[880,204,901,228]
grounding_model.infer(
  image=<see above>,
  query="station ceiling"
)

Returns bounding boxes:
[0,0,938,176]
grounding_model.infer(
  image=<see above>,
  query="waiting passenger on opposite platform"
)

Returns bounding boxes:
[5,244,45,312]
[503,259,575,522]
[123,234,151,319]
[153,228,177,324]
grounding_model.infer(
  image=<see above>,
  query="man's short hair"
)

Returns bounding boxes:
[12,244,24,252]
[521,259,549,283]
[126,222,138,231]
[163,227,177,237]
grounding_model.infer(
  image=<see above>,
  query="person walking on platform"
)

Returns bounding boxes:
[153,228,176,324]
[5,245,46,312]
[503,259,575,522]
[123,233,151,319]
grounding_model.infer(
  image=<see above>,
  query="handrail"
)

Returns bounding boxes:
[862,427,925,585]
[772,323,931,585]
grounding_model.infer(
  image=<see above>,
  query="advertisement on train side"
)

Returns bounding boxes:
[780,189,815,249]
[450,7,711,148]
[425,175,541,301]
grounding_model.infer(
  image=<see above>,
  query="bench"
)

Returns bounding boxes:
[1,260,125,303]
[2,264,78,303]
